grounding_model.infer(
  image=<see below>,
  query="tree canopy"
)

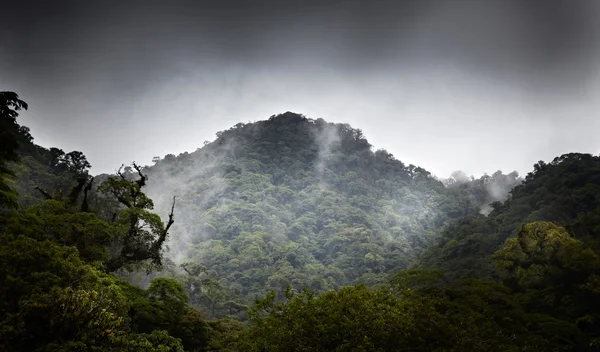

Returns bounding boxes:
[3,101,600,351]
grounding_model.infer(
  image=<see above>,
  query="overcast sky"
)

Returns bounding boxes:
[1,0,599,178]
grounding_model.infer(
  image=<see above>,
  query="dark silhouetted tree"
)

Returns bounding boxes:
[0,91,28,208]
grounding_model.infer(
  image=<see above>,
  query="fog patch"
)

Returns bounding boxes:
[144,133,240,265]
[443,170,522,215]
[311,121,342,190]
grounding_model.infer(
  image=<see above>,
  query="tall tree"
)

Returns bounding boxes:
[99,163,175,272]
[64,150,92,175]
[0,91,28,209]
[494,222,600,346]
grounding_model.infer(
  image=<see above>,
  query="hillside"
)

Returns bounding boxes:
[419,152,600,279]
[131,112,517,316]
[4,96,600,351]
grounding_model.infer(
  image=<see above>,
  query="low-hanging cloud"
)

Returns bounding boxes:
[312,122,342,190]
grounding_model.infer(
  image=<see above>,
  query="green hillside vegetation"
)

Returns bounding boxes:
[0,92,234,351]
[420,153,600,279]
[139,113,488,316]
[2,91,600,351]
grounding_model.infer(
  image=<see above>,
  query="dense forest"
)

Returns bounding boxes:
[2,91,600,351]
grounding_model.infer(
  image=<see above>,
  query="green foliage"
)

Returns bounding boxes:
[238,285,444,352]
[5,104,600,351]
[418,154,600,349]
[237,278,562,352]
[99,163,176,272]
[4,199,114,264]
[0,234,126,350]
[0,101,211,351]
[420,153,600,280]
[494,222,599,289]
[0,91,29,209]
[0,92,92,209]
[391,269,585,350]
[444,170,522,214]
[493,222,600,344]
[0,207,212,351]
[142,113,481,315]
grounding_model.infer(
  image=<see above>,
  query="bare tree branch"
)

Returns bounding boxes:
[132,162,147,188]
[81,177,94,212]
[67,177,88,206]
[35,186,52,200]
[152,196,176,253]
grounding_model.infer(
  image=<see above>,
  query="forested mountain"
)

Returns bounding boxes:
[419,153,600,279]
[137,112,509,316]
[3,93,600,351]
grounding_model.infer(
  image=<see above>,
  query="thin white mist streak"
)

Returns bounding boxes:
[479,173,522,216]
[442,170,522,216]
[312,123,341,191]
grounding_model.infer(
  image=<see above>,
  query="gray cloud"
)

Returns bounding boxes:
[1,0,599,178]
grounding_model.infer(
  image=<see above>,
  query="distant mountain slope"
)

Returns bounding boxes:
[442,170,522,215]
[419,153,600,279]
[141,112,481,314]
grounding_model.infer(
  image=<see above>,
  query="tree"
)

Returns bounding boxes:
[46,147,66,168]
[236,281,556,352]
[390,269,575,350]
[0,91,28,208]
[0,233,187,351]
[237,285,448,351]
[494,222,600,345]
[99,163,176,272]
[64,150,92,175]
[493,222,600,291]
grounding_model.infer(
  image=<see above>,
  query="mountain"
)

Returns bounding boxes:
[419,152,600,279]
[5,98,600,350]
[134,112,514,316]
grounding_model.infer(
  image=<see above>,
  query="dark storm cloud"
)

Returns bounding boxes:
[5,1,597,78]
[1,0,599,177]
